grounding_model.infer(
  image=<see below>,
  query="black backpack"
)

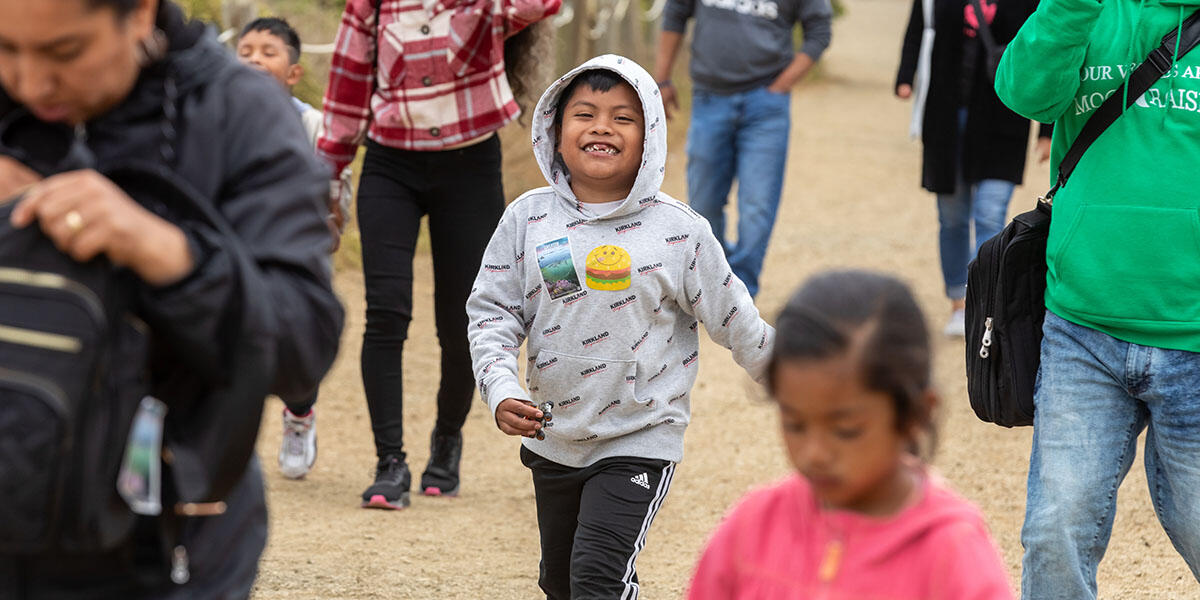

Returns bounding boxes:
[0,112,276,555]
[0,198,150,553]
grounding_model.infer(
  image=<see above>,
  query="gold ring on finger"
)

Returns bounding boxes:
[65,210,84,233]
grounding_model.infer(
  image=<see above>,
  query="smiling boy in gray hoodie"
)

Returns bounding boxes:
[467,54,775,598]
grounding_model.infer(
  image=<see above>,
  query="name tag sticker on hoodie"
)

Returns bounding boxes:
[536,237,584,300]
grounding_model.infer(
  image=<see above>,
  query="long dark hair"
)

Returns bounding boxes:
[770,270,937,454]
[504,21,555,121]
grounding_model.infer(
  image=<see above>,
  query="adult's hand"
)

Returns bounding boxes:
[660,82,679,120]
[896,83,913,99]
[0,156,42,201]
[495,398,543,438]
[1036,137,1052,163]
[10,170,193,286]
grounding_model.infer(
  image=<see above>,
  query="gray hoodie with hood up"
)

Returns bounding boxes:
[467,55,775,468]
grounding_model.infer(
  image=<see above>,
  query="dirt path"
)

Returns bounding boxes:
[251,0,1199,597]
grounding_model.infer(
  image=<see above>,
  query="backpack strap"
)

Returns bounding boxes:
[1046,9,1200,201]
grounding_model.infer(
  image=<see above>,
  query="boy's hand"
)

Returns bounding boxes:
[495,398,544,438]
[896,83,913,99]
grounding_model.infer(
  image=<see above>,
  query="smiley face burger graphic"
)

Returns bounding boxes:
[586,245,632,290]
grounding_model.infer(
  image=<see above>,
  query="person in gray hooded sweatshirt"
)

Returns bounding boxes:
[467,54,775,599]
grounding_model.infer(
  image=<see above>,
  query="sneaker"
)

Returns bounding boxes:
[420,429,462,497]
[362,455,411,510]
[944,308,966,337]
[279,408,317,480]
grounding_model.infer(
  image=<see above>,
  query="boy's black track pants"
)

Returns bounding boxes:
[521,446,676,600]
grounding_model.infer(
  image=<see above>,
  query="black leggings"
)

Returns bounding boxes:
[357,136,504,459]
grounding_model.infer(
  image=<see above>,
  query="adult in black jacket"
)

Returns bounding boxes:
[0,0,342,597]
[895,0,1050,336]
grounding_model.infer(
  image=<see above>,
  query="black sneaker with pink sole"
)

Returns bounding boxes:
[420,430,462,497]
[361,455,411,510]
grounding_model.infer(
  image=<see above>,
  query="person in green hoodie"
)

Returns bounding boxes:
[996,0,1200,597]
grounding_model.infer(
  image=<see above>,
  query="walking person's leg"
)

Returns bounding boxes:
[685,90,738,252]
[570,457,675,599]
[1139,347,1200,581]
[278,388,318,480]
[421,135,506,497]
[728,87,790,298]
[935,179,971,333]
[522,446,586,600]
[358,140,427,509]
[971,178,1015,252]
[1021,311,1147,600]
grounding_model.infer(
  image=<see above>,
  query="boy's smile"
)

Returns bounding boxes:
[556,80,644,204]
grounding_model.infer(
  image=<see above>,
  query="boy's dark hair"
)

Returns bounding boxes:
[553,69,629,133]
[86,0,139,15]
[239,17,303,64]
[769,270,936,451]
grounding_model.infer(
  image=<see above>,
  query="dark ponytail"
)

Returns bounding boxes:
[770,270,937,454]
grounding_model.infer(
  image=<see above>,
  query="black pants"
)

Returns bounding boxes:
[358,136,504,459]
[521,446,676,600]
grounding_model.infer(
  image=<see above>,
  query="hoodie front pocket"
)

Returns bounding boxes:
[1051,205,1200,322]
[528,349,645,443]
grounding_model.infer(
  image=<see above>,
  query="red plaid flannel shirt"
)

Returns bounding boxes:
[317,0,561,174]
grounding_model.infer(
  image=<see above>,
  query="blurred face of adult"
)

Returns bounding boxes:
[0,0,156,125]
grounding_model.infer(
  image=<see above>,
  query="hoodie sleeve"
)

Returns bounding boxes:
[686,516,739,600]
[995,0,1104,123]
[927,520,1015,599]
[678,218,775,384]
[467,210,532,417]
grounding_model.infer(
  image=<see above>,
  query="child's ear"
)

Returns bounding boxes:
[286,63,304,88]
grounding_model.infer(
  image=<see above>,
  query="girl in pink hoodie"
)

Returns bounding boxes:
[687,270,1013,600]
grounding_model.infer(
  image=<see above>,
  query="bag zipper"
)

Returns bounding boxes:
[0,266,106,326]
[979,317,994,358]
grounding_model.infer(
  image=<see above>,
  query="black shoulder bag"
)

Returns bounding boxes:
[965,11,1200,427]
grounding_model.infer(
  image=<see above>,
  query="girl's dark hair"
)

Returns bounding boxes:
[552,68,627,132]
[770,270,936,452]
[504,21,555,121]
[86,0,141,15]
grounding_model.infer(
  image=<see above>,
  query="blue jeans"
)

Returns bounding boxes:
[937,107,1015,300]
[1022,311,1200,599]
[685,85,791,298]
[936,178,1014,300]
